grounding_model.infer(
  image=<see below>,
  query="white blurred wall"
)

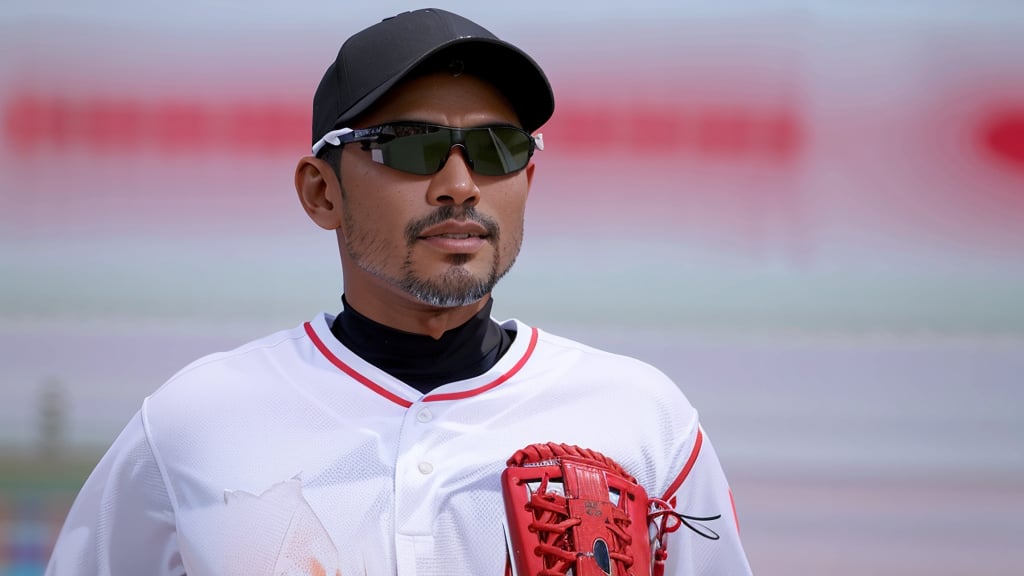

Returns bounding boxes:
[2,1,1023,573]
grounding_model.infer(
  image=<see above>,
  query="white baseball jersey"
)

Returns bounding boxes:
[46,313,752,575]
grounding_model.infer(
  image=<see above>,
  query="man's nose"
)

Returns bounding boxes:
[426,145,480,206]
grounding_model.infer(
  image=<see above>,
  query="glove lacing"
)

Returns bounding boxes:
[647,497,722,576]
[509,443,638,576]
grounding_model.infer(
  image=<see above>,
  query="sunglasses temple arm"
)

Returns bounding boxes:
[311,127,355,156]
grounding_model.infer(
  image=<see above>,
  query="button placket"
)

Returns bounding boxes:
[414,407,435,475]
[394,401,442,534]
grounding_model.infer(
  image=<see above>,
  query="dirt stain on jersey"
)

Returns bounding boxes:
[224,476,343,576]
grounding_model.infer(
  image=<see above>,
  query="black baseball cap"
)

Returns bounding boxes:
[311,8,555,149]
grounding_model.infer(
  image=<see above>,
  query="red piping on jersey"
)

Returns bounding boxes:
[305,322,413,408]
[305,322,538,407]
[729,488,740,533]
[424,327,539,402]
[660,426,704,501]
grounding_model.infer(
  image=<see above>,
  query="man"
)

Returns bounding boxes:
[46,8,752,576]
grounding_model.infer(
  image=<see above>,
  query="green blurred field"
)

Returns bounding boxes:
[0,451,101,575]
[0,452,99,491]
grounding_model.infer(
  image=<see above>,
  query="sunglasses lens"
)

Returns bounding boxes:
[464,127,534,176]
[378,129,452,175]
[372,125,534,175]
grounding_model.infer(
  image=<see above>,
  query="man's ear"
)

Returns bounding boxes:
[294,156,343,230]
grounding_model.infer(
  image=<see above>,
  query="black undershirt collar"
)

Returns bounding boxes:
[329,295,515,395]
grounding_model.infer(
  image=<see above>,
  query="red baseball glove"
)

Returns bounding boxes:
[502,442,721,576]
[501,443,655,576]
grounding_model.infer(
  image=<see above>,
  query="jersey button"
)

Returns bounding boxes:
[418,461,434,475]
[416,409,433,423]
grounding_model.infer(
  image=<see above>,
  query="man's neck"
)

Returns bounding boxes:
[342,287,490,340]
[330,295,515,393]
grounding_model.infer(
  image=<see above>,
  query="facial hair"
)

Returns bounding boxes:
[343,202,520,308]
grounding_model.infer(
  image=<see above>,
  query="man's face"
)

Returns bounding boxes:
[336,71,533,309]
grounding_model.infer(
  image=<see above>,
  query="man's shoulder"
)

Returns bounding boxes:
[534,325,659,365]
[508,321,679,390]
[148,315,328,405]
[173,324,310,380]
[502,319,622,354]
[136,315,330,451]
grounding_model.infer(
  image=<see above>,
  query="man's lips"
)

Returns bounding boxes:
[416,220,491,240]
[416,220,491,253]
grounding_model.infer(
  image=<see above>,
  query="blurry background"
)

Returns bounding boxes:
[2,0,1023,574]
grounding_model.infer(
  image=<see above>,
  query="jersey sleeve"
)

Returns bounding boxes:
[45,402,184,576]
[659,424,752,576]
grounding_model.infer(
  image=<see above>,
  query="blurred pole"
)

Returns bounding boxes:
[37,378,66,461]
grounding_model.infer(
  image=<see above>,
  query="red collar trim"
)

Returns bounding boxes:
[305,322,413,408]
[305,322,538,408]
[424,327,538,402]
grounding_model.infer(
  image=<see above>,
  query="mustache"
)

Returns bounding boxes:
[405,206,500,245]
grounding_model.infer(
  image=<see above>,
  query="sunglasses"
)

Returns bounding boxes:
[312,122,544,176]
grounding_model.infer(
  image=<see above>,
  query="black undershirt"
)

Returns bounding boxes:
[329,296,516,394]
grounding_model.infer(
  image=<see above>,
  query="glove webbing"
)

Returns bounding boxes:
[506,442,636,483]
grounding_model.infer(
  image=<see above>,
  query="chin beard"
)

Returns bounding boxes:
[398,260,506,308]
[341,201,522,308]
